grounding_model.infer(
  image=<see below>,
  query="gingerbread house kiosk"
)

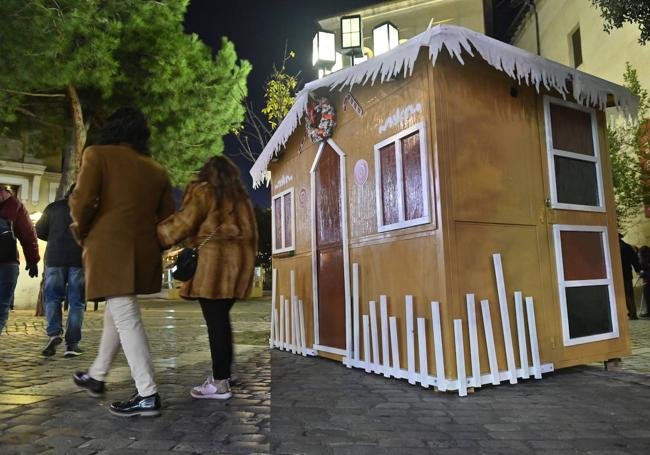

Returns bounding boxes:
[251,25,638,396]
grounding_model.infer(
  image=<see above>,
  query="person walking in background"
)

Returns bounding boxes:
[0,186,39,333]
[70,107,175,417]
[619,234,641,320]
[158,156,257,400]
[639,246,650,319]
[36,184,85,357]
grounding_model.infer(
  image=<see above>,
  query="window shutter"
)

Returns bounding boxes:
[401,131,424,221]
[380,143,399,226]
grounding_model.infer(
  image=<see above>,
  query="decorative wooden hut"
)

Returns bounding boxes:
[251,25,638,396]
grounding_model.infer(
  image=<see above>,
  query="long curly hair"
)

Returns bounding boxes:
[197,155,248,207]
[96,107,151,155]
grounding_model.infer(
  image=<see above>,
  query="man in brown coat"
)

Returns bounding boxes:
[69,107,174,417]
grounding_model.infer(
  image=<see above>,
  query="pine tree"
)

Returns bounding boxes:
[0,0,251,189]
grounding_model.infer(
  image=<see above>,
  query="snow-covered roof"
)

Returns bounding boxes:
[251,24,638,188]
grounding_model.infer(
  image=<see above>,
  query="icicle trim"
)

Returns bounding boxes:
[251,24,639,188]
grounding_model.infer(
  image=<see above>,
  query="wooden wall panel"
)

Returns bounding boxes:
[350,233,447,377]
[452,222,555,372]
[441,55,541,227]
[272,255,314,347]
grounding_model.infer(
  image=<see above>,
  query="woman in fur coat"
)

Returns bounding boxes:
[158,156,258,400]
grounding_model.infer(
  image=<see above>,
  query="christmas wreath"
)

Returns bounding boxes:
[305,97,336,143]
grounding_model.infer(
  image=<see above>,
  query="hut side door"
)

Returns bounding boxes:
[540,96,620,349]
[314,143,346,350]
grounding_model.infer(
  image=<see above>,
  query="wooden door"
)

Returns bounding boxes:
[540,96,621,351]
[315,143,346,349]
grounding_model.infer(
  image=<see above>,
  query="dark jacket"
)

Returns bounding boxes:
[36,198,83,268]
[0,193,40,265]
[639,246,650,286]
[620,238,640,281]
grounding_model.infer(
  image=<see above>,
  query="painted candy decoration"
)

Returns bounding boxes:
[354,159,369,186]
[299,188,307,208]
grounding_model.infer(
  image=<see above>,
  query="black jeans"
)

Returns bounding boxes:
[199,298,236,380]
[624,278,637,318]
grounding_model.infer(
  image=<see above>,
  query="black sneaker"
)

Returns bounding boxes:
[42,336,63,357]
[73,371,106,398]
[64,345,83,358]
[109,393,161,417]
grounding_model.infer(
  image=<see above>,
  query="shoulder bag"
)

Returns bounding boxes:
[170,209,233,282]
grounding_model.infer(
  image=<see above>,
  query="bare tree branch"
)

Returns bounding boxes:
[1,88,66,98]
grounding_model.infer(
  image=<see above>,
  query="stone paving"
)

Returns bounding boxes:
[271,351,650,455]
[617,318,650,374]
[0,299,270,455]
[2,298,650,454]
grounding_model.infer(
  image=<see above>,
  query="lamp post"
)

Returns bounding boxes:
[312,30,336,69]
[352,54,367,65]
[341,15,363,57]
[372,21,399,56]
[319,52,343,79]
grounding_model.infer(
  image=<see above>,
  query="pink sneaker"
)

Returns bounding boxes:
[190,376,232,400]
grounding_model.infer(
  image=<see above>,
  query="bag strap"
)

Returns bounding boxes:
[196,208,235,251]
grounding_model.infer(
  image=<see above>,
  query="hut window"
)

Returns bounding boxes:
[374,122,430,232]
[553,225,618,346]
[543,97,605,212]
[272,187,295,253]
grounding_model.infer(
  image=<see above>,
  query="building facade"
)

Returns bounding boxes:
[512,0,650,247]
[1,128,64,310]
[313,0,487,73]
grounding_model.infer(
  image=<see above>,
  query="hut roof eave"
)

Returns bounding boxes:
[251,24,638,188]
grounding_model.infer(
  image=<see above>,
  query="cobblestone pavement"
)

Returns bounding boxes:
[270,318,650,455]
[0,299,270,455]
[618,318,650,374]
[3,299,650,454]
[271,352,650,455]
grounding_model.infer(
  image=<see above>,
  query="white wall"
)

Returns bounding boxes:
[514,0,650,91]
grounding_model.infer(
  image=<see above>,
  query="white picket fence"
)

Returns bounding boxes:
[268,253,554,396]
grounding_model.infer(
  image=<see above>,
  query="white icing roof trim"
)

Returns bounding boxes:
[251,24,638,188]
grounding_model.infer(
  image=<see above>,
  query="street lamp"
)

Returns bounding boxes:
[352,54,367,65]
[373,22,399,56]
[319,52,343,78]
[341,15,363,57]
[312,30,336,69]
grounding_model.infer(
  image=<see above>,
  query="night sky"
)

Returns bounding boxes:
[183,0,521,208]
[184,0,379,207]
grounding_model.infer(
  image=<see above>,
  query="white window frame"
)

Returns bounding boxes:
[552,224,619,347]
[374,122,430,232]
[543,96,606,212]
[271,187,295,254]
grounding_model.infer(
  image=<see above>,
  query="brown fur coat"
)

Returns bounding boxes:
[157,182,258,300]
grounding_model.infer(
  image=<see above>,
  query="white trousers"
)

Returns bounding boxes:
[88,295,157,397]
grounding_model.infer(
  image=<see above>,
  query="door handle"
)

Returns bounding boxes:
[545,197,551,208]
